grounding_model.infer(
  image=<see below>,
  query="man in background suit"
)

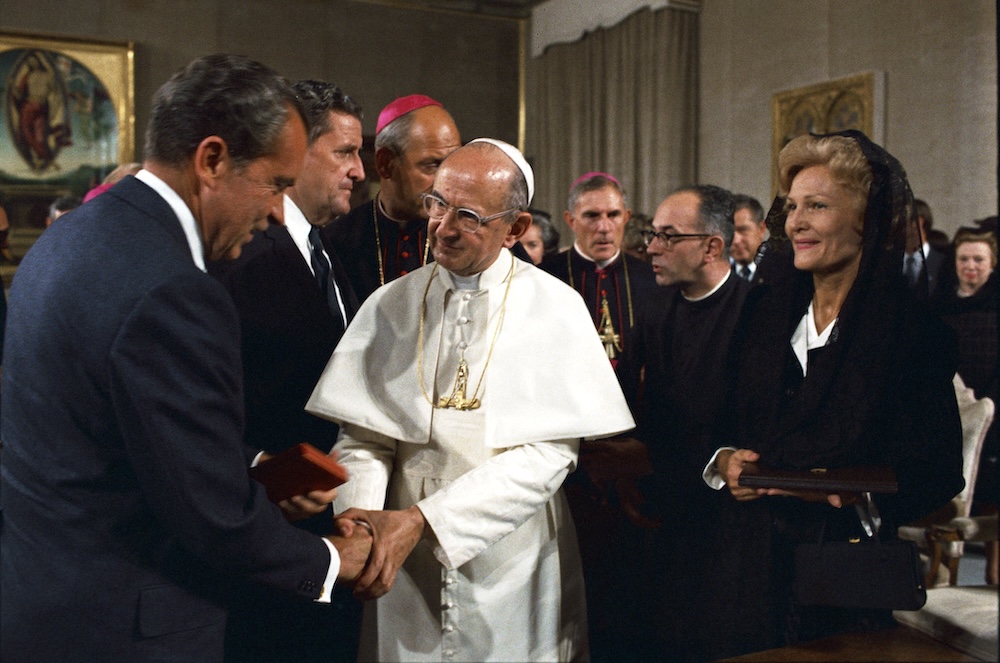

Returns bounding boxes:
[729,193,766,281]
[210,79,362,466]
[904,198,946,300]
[0,54,370,661]
[210,79,365,662]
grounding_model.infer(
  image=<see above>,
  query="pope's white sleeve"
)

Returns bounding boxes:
[416,439,578,570]
[330,424,397,512]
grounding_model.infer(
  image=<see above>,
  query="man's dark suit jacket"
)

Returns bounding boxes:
[0,176,331,661]
[209,220,361,663]
[910,245,946,300]
[209,221,358,458]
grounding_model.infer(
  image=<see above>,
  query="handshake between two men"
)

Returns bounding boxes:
[284,488,426,600]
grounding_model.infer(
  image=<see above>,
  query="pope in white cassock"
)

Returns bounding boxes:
[307,138,635,662]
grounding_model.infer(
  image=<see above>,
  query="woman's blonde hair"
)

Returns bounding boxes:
[778,134,873,214]
[954,228,998,267]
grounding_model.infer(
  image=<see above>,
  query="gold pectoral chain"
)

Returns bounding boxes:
[598,295,622,359]
[373,196,432,287]
[567,251,634,359]
[417,254,516,411]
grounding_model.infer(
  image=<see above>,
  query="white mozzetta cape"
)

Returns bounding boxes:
[306,248,635,446]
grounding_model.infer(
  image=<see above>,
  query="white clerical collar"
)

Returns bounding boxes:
[573,243,619,270]
[449,273,480,290]
[376,194,410,224]
[683,268,731,302]
[283,195,315,275]
[442,248,514,291]
[790,301,836,375]
[135,169,206,271]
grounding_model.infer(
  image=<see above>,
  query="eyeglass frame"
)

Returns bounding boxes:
[640,229,715,248]
[421,192,520,234]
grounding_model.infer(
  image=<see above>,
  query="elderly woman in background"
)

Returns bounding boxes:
[936,228,998,584]
[704,131,964,658]
[953,228,996,298]
[521,208,560,265]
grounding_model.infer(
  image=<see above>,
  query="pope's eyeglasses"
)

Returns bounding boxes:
[422,192,518,234]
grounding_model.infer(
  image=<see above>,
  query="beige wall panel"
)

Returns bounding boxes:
[2,0,520,152]
[700,0,996,235]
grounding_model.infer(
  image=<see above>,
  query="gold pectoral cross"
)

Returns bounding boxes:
[598,296,622,359]
[438,357,481,410]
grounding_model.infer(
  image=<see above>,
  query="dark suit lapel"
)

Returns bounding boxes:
[329,248,359,323]
[264,223,345,331]
[263,224,316,291]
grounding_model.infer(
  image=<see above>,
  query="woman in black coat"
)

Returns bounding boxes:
[703,131,964,658]
[936,228,998,584]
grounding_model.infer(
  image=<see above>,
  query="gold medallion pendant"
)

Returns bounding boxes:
[598,296,622,359]
[438,358,481,410]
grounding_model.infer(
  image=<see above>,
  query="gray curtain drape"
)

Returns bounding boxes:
[525,6,698,243]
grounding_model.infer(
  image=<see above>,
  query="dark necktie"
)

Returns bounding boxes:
[309,226,345,332]
[739,264,752,281]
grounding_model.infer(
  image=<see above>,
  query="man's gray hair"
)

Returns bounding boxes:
[672,184,736,258]
[374,111,415,155]
[567,174,626,213]
[293,80,363,145]
[144,54,305,169]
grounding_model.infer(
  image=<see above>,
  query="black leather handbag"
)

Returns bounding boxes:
[793,519,927,611]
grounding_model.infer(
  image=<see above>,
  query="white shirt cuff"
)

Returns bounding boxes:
[703,447,737,490]
[316,537,340,603]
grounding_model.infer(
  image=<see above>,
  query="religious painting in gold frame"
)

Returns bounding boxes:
[0,31,133,284]
[771,71,884,195]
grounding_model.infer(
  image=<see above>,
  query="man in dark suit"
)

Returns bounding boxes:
[904,198,946,300]
[729,193,766,281]
[210,79,362,464]
[210,79,365,662]
[0,54,370,661]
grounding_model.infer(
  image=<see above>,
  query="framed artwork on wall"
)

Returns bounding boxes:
[771,71,884,195]
[0,31,133,282]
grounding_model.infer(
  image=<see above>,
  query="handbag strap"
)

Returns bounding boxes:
[854,491,882,538]
[815,491,883,548]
